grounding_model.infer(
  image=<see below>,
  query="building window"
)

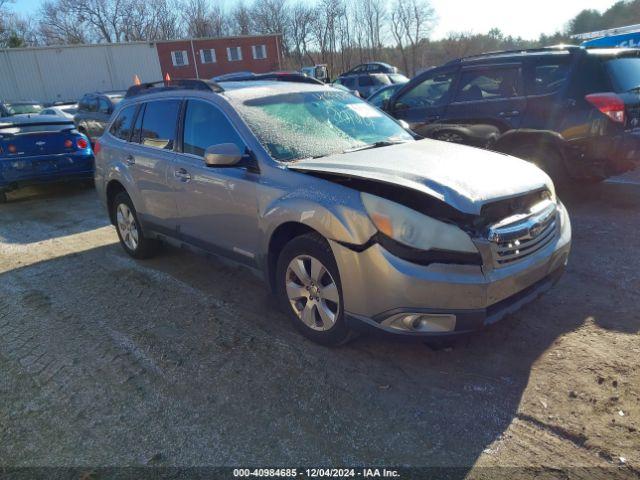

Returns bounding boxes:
[252,45,267,60]
[227,46,242,62]
[171,50,189,67]
[200,48,216,64]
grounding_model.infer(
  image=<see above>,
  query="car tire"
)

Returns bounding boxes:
[276,233,352,346]
[510,144,569,185]
[112,191,159,259]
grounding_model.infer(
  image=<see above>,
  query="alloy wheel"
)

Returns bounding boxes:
[285,255,340,331]
[116,203,139,251]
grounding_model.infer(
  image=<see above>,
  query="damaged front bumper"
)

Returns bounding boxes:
[330,202,571,338]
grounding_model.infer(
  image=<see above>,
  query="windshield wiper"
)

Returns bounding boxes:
[343,140,409,153]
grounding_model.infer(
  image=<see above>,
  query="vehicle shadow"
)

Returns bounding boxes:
[0,183,109,244]
[2,203,637,472]
[558,179,640,334]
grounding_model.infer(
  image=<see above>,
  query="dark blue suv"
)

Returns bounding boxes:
[383,46,640,183]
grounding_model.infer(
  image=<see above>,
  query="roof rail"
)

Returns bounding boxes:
[445,45,583,64]
[125,79,224,98]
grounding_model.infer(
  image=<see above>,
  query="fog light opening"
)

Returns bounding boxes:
[383,313,457,333]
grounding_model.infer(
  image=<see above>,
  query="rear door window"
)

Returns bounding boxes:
[455,66,523,102]
[109,105,137,141]
[527,58,572,95]
[182,100,244,156]
[138,100,181,150]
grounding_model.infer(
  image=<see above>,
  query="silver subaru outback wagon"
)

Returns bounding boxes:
[94,79,571,346]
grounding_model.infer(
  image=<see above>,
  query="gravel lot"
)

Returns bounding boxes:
[0,174,639,477]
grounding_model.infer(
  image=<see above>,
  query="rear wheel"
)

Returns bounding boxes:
[112,192,159,259]
[276,233,351,346]
[510,144,569,185]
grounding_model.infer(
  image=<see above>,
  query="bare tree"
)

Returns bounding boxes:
[357,0,387,56]
[390,0,435,75]
[289,2,315,67]
[39,0,89,44]
[230,1,251,36]
[124,0,181,41]
[209,2,230,37]
[251,0,290,51]
[182,0,214,38]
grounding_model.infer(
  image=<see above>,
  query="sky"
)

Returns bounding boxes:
[8,0,622,40]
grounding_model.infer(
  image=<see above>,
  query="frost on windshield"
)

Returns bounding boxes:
[230,89,412,162]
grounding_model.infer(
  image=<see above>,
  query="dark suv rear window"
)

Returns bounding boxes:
[605,57,640,93]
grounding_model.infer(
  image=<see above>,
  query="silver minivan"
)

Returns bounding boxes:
[94,79,571,346]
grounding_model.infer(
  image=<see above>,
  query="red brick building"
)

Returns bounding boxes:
[156,34,283,80]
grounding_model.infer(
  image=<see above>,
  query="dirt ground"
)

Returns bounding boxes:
[0,173,638,478]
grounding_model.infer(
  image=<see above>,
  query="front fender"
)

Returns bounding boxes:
[259,188,377,255]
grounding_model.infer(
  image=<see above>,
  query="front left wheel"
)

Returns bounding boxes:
[276,233,352,346]
[112,191,159,259]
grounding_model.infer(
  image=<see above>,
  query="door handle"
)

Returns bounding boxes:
[498,110,520,117]
[125,154,135,166]
[174,168,191,182]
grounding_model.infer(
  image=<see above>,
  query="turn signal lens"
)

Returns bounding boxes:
[76,137,88,149]
[586,93,626,124]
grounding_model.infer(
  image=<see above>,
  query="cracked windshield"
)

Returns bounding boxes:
[232,89,413,161]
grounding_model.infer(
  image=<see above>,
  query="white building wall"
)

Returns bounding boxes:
[0,42,163,103]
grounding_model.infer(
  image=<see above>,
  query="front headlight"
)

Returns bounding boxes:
[360,192,478,253]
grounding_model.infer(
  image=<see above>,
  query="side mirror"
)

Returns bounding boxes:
[204,143,243,167]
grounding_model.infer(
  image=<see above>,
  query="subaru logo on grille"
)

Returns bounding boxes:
[529,222,544,238]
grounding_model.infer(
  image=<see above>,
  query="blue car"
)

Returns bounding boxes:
[0,115,93,202]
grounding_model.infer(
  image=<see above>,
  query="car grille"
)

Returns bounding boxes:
[487,200,559,267]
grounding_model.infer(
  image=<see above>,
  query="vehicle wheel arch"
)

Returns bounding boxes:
[493,129,566,157]
[266,222,319,293]
[106,179,128,225]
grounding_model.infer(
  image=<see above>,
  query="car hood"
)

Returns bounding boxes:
[289,139,553,215]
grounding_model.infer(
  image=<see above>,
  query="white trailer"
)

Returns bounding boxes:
[0,42,162,103]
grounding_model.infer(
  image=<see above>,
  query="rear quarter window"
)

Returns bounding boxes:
[604,57,640,93]
[109,105,137,141]
[568,57,611,97]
